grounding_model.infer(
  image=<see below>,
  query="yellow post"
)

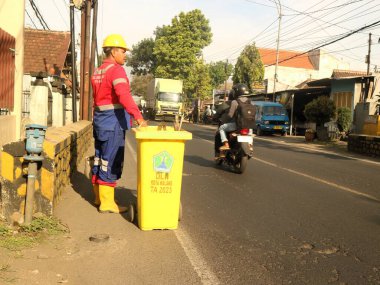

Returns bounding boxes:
[362,115,380,136]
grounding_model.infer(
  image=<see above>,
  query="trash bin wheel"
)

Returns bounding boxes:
[178,201,183,221]
[127,203,136,223]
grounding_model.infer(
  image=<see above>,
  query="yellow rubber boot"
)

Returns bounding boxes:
[99,185,127,213]
[92,184,100,207]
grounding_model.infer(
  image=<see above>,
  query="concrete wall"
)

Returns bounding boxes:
[317,50,350,78]
[265,65,317,92]
[0,116,16,148]
[265,49,350,93]
[0,0,25,141]
[0,120,92,223]
[348,134,380,158]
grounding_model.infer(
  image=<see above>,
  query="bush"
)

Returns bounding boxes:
[304,96,336,126]
[337,107,352,132]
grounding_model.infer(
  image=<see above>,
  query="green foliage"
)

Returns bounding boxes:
[232,44,264,92]
[186,59,212,100]
[153,9,212,94]
[304,96,336,126]
[336,107,352,132]
[0,216,68,251]
[130,74,154,98]
[126,38,156,75]
[208,61,233,89]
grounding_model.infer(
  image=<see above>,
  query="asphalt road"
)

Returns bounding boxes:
[172,122,380,285]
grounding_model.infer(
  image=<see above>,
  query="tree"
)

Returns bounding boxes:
[186,59,212,101]
[304,96,336,126]
[130,74,153,98]
[208,61,233,89]
[153,9,212,94]
[232,44,264,92]
[336,107,352,133]
[126,38,155,76]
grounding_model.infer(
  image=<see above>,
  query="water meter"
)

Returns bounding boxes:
[24,124,47,161]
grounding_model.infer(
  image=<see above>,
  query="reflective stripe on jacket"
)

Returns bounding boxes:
[91,59,142,122]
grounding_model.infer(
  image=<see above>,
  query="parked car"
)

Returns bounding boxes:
[251,101,289,136]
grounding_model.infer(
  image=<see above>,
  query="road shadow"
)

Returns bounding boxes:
[254,139,355,161]
[367,214,380,226]
[184,154,215,168]
[190,129,216,142]
[70,169,94,205]
[70,169,138,225]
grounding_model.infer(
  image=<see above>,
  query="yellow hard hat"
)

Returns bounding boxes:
[102,34,129,50]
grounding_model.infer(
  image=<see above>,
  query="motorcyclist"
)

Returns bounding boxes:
[218,83,252,151]
[214,90,235,157]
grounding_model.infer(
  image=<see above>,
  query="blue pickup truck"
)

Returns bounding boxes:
[251,101,289,136]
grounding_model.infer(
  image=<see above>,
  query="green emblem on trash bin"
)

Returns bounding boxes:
[153,151,174,173]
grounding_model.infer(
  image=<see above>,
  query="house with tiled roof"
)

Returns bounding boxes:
[23,28,76,127]
[259,48,350,93]
[24,28,71,78]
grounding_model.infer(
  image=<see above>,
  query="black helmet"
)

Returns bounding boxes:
[233,83,249,98]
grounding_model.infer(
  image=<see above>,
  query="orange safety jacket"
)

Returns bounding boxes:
[91,59,142,123]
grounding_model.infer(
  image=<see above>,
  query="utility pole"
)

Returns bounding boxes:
[366,33,372,75]
[89,0,98,121]
[224,59,228,100]
[79,0,92,121]
[70,1,77,122]
[273,0,282,102]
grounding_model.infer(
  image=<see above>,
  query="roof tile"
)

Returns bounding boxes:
[258,48,315,70]
[24,28,71,75]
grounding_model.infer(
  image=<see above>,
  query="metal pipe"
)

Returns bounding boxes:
[24,161,37,225]
[290,94,294,136]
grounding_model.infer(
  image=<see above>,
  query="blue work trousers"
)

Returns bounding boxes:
[92,127,125,185]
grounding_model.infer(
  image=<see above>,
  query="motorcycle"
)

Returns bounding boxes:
[214,127,253,174]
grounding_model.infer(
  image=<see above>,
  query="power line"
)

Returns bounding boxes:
[284,0,366,16]
[28,0,50,30]
[257,0,375,48]
[265,19,380,67]
[256,1,378,60]
[53,0,69,30]
[25,9,38,29]
[258,0,375,47]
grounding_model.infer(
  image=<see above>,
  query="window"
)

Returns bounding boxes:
[158,92,181,103]
[263,106,286,116]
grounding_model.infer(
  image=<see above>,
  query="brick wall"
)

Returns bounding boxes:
[348,134,380,158]
[0,120,92,223]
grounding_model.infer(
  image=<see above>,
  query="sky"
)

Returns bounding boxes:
[24,0,380,72]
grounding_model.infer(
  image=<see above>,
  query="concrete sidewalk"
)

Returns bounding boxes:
[0,138,200,285]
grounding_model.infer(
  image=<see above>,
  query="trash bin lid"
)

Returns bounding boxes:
[133,126,192,140]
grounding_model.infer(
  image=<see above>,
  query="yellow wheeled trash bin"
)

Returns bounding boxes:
[130,126,192,230]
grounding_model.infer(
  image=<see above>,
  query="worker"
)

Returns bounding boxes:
[91,34,147,213]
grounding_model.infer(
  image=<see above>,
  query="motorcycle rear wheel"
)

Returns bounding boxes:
[235,155,248,174]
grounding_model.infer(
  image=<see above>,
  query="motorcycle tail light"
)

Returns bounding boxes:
[240,128,249,135]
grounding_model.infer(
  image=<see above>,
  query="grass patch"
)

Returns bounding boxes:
[0,216,68,251]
